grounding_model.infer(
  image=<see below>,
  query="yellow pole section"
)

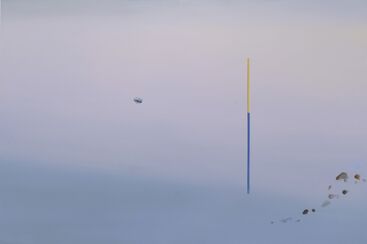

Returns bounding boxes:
[247,58,250,112]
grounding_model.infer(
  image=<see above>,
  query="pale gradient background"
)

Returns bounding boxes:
[0,0,367,243]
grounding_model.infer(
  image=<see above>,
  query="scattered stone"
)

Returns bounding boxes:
[270,170,366,224]
[280,217,292,223]
[328,194,337,199]
[336,172,348,182]
[321,200,331,207]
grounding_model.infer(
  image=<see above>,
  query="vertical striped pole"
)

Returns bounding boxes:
[246,58,251,194]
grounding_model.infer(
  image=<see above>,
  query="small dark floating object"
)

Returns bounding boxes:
[328,185,332,190]
[133,97,143,104]
[311,209,316,213]
[354,174,361,180]
[302,209,309,215]
[336,172,348,182]
[342,190,348,195]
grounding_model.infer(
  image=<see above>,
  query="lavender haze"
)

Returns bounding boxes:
[0,0,367,243]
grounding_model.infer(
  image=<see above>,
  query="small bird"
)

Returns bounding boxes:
[133,97,143,104]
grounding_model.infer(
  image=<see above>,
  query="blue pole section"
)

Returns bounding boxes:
[247,112,250,194]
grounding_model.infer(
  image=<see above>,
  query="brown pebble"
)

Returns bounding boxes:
[336,172,348,182]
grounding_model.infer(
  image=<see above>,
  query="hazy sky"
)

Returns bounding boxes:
[0,1,367,243]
